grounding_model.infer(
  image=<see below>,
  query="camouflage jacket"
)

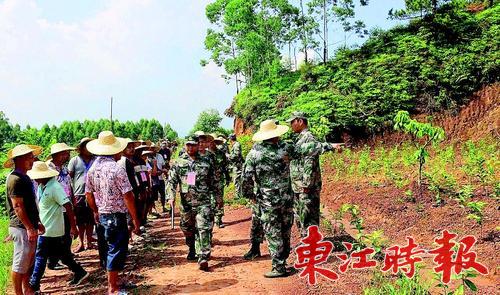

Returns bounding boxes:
[241,141,293,207]
[229,141,244,167]
[210,148,230,184]
[167,152,215,207]
[218,143,230,158]
[289,129,332,193]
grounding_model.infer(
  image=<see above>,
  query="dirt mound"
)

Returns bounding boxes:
[429,83,499,141]
[355,83,499,146]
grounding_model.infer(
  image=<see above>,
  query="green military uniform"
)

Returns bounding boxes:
[288,112,332,237]
[167,151,215,266]
[229,140,244,198]
[210,147,230,226]
[241,140,293,274]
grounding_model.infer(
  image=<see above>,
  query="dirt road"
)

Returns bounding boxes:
[38,207,309,294]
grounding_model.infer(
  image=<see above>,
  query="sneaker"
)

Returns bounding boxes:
[48,262,65,270]
[69,270,89,286]
[199,260,209,271]
[264,269,288,278]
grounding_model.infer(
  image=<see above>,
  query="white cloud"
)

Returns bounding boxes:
[0,0,236,135]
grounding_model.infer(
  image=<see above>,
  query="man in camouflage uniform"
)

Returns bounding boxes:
[228,134,244,198]
[209,134,230,228]
[167,136,215,271]
[287,111,343,237]
[241,119,293,278]
[241,143,265,261]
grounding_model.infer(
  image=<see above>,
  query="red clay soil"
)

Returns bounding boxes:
[25,208,312,295]
[318,163,500,294]
[7,186,499,295]
[358,83,500,146]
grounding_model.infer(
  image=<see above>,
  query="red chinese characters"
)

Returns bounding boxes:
[336,242,377,273]
[295,227,488,286]
[294,225,339,285]
[381,237,425,278]
[429,230,488,284]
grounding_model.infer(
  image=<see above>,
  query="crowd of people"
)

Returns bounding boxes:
[4,111,342,294]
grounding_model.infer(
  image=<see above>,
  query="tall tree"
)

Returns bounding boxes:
[308,0,369,63]
[203,0,300,85]
[190,109,224,135]
[389,0,454,19]
[0,111,16,149]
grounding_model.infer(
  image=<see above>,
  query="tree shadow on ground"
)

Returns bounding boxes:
[223,216,251,227]
[212,238,249,247]
[151,278,238,294]
[208,254,271,271]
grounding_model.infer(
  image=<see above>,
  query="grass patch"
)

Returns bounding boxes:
[0,218,13,294]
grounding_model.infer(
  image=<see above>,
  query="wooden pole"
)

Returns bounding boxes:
[110,97,114,132]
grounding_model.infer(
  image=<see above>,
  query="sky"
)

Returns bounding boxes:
[0,0,405,136]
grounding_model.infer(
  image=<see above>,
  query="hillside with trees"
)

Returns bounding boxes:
[203,1,498,140]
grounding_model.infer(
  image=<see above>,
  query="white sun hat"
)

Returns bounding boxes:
[27,161,59,180]
[252,120,289,142]
[50,143,75,155]
[86,131,128,156]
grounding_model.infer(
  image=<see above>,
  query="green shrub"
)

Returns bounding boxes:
[0,218,13,294]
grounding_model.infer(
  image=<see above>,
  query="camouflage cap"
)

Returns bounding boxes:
[286,111,307,123]
[185,135,199,145]
[194,131,214,140]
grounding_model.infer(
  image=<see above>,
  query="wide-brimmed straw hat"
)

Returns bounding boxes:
[124,138,139,147]
[3,144,42,168]
[148,143,160,152]
[86,131,128,156]
[77,137,93,148]
[27,161,59,180]
[252,120,289,142]
[135,144,149,150]
[50,143,75,155]
[141,150,154,156]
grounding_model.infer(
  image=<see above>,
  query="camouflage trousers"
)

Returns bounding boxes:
[261,203,294,271]
[210,183,225,222]
[180,204,213,261]
[249,202,264,244]
[294,190,320,237]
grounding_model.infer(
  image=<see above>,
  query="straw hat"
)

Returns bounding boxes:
[135,144,149,150]
[148,143,160,152]
[142,150,154,157]
[27,161,59,180]
[77,137,93,148]
[50,143,75,155]
[124,138,139,146]
[252,120,289,142]
[3,144,42,168]
[86,131,128,156]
